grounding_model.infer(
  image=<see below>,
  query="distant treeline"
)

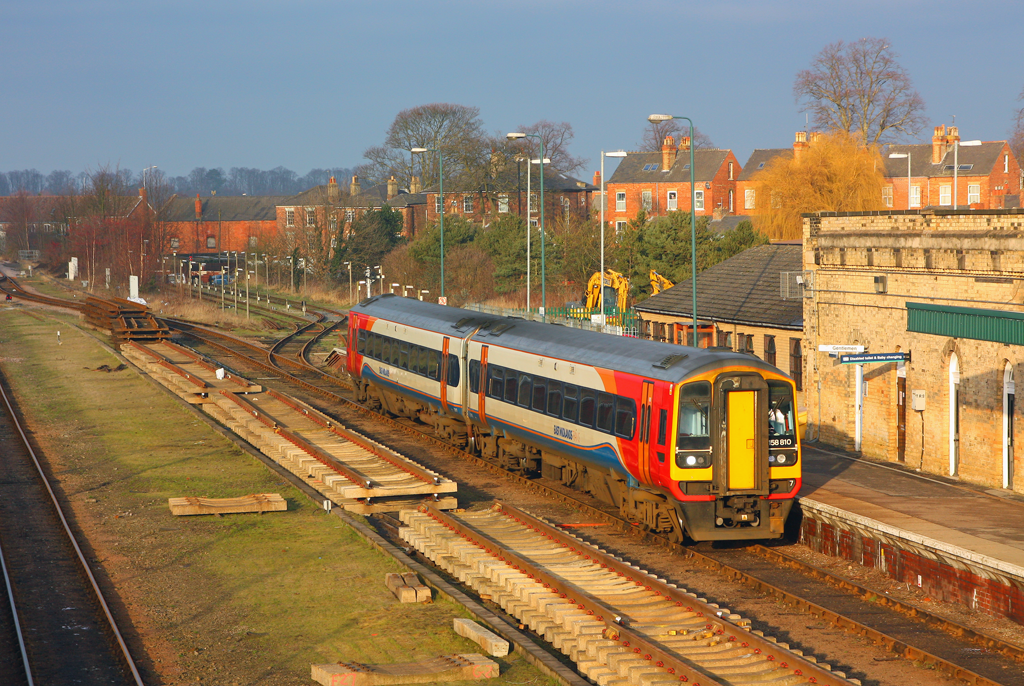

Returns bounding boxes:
[0,166,356,198]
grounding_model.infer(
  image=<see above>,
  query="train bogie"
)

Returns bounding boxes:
[348,295,801,543]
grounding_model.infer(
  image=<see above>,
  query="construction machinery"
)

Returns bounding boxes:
[584,270,630,311]
[650,270,674,295]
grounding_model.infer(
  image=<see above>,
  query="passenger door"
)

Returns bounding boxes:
[637,381,655,483]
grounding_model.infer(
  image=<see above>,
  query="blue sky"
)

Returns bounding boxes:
[2,0,1022,180]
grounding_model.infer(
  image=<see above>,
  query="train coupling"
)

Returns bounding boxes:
[715,496,761,528]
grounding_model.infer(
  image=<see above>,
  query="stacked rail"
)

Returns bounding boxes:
[400,503,860,686]
[122,340,456,513]
[82,296,169,340]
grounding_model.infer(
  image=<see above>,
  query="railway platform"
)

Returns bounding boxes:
[798,445,1024,625]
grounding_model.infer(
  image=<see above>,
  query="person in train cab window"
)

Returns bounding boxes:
[769,404,786,435]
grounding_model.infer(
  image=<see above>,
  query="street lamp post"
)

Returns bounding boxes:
[888,152,911,210]
[410,147,445,300]
[953,139,982,210]
[343,261,353,304]
[507,132,547,319]
[600,150,627,329]
[649,114,698,344]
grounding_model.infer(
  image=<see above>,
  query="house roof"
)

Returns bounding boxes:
[162,195,289,222]
[635,243,803,330]
[420,169,596,195]
[736,149,792,181]
[883,141,1009,179]
[606,149,732,185]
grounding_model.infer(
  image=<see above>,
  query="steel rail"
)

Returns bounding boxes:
[0,522,33,685]
[166,317,1021,685]
[0,369,144,685]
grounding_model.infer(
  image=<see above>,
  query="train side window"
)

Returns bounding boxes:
[469,360,480,393]
[389,338,401,367]
[427,351,440,380]
[414,346,426,375]
[448,355,460,387]
[578,389,596,428]
[399,342,410,370]
[546,381,563,417]
[381,338,392,364]
[504,369,519,403]
[615,397,637,439]
[562,384,579,423]
[518,374,533,407]
[357,330,367,354]
[532,377,547,414]
[678,381,712,450]
[596,392,615,433]
[373,335,384,360]
[657,408,668,445]
[488,366,504,398]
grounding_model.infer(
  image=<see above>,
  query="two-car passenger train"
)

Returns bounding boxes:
[347,294,800,542]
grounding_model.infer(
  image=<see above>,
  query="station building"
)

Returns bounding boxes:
[802,208,1024,493]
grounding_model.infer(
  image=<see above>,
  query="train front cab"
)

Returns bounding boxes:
[669,368,799,541]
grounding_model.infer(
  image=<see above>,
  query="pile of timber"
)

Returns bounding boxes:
[82,296,170,341]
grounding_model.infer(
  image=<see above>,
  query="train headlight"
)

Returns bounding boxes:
[681,453,709,468]
[685,455,697,467]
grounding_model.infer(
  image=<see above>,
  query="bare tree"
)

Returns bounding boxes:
[508,120,588,174]
[361,103,489,188]
[1011,86,1024,174]
[638,120,714,152]
[794,37,926,145]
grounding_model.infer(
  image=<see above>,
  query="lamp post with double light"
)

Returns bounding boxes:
[599,150,627,328]
[507,132,547,319]
[888,152,911,210]
[410,147,445,300]
[649,114,698,344]
[953,139,982,210]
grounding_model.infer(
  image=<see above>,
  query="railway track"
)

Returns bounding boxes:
[5,276,1023,685]
[0,369,144,685]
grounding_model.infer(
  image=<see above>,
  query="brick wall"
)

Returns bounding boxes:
[803,209,1024,491]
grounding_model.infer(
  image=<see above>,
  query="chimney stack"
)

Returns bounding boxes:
[793,131,809,163]
[410,175,422,194]
[932,125,947,164]
[328,176,339,203]
[662,135,677,171]
[678,136,691,152]
[350,175,361,197]
[387,176,398,200]
[194,193,202,220]
[593,170,601,187]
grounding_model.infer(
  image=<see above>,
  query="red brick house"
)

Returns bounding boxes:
[882,125,1022,210]
[734,132,813,215]
[600,136,741,230]
[160,194,287,254]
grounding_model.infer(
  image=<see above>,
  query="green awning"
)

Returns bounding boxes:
[906,302,1024,345]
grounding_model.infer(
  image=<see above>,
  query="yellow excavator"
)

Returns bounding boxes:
[650,270,674,295]
[584,269,630,311]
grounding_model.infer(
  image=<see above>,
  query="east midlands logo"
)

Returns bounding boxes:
[554,425,575,441]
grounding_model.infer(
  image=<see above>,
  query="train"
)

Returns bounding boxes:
[346,294,800,542]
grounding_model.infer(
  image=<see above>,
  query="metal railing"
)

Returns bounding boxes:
[463,303,642,337]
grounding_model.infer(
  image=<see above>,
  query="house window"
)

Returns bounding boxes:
[967,184,980,205]
[206,236,216,249]
[170,237,179,250]
[615,192,626,212]
[329,215,337,230]
[744,334,755,355]
[764,335,776,366]
[345,209,355,222]
[498,194,509,213]
[529,218,539,228]
[728,161,734,180]
[615,221,627,235]
[790,339,802,391]
[435,195,442,214]
[306,208,316,226]
[249,236,257,248]
[910,185,921,208]
[667,190,677,211]
[882,185,893,208]
[1006,154,1010,173]
[694,190,704,211]
[744,188,755,210]
[530,192,539,213]
[641,190,652,211]
[939,184,951,206]
[463,195,474,213]
[285,208,295,227]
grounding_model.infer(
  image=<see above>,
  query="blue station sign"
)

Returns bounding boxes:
[840,352,911,365]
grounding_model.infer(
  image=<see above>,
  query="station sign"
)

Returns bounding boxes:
[818,344,865,353]
[840,352,911,365]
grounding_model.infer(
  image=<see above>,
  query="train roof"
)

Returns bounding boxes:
[355,295,788,384]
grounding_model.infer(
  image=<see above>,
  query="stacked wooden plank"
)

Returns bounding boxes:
[82,296,170,340]
[168,493,287,516]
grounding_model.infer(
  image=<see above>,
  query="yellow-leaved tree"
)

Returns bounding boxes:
[752,131,886,241]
